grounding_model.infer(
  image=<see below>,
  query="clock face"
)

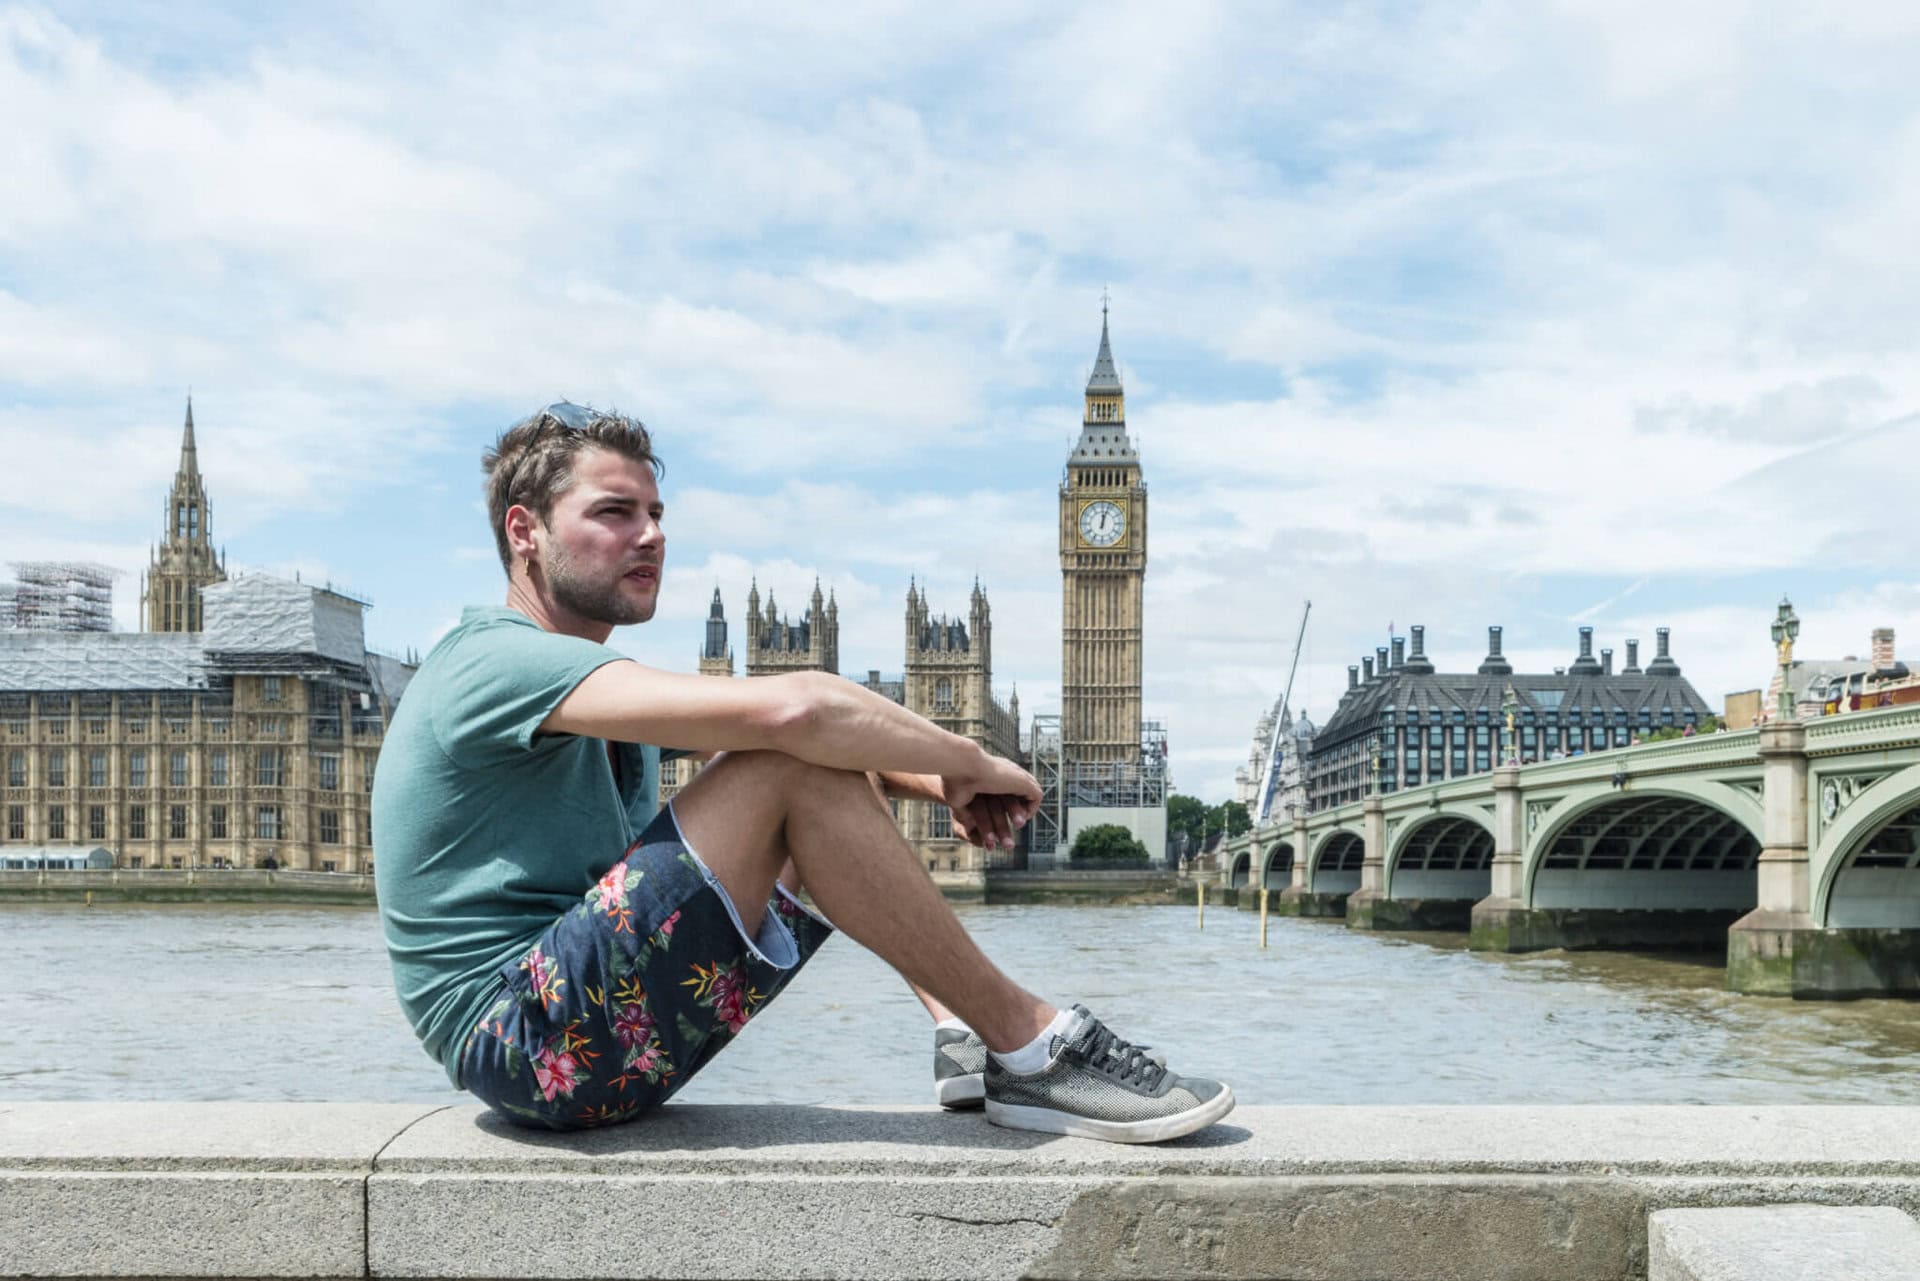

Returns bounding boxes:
[1079,500,1126,547]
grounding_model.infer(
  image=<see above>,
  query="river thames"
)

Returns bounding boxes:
[4,901,1918,1106]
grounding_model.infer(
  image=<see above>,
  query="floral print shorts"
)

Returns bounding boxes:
[458,804,834,1130]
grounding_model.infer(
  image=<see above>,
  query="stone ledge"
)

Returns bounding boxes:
[1649,1205,1920,1280]
[5,1104,1920,1280]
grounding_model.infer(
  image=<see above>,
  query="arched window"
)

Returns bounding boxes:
[934,678,954,712]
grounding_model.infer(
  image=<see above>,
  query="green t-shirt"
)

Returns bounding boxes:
[372,606,661,1082]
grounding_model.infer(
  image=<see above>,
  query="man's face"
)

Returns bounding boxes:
[533,447,665,628]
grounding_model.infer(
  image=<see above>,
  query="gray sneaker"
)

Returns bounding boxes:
[984,1006,1234,1144]
[936,1020,1167,1112]
[934,1026,987,1109]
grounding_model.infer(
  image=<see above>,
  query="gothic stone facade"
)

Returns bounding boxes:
[2,406,411,873]
[1059,310,1148,767]
[141,398,226,633]
[900,579,1022,875]
[2,577,412,872]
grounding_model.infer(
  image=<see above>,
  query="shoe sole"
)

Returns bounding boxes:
[936,1073,985,1109]
[985,1084,1236,1144]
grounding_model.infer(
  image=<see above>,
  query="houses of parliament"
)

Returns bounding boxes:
[665,307,1162,880]
[3,310,1159,881]
[1,401,412,873]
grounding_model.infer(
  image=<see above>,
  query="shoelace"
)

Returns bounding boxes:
[1076,1018,1166,1089]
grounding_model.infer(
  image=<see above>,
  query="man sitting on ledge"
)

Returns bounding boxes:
[371,402,1232,1143]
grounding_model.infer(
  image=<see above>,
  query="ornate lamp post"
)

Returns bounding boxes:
[1501,682,1520,767]
[1770,597,1800,721]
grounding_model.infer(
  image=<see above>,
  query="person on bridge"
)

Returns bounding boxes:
[371,402,1233,1144]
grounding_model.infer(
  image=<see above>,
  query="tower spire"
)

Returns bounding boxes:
[179,396,198,470]
[1085,303,1121,397]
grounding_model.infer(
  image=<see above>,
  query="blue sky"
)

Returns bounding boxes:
[4,3,1919,799]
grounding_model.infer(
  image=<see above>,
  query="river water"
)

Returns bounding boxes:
[4,902,1918,1106]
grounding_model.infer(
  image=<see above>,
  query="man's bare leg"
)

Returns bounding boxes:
[671,750,1050,1052]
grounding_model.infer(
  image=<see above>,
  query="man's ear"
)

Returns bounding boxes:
[503,504,542,566]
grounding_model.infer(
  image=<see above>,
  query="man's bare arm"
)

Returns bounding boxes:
[545,663,995,781]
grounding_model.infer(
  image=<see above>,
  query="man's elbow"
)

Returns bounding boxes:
[759,672,833,750]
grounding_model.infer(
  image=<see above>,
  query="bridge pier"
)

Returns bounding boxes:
[1350,896,1476,931]
[1728,721,1920,995]
[1271,886,1349,918]
[1470,903,1743,953]
[1343,797,1389,928]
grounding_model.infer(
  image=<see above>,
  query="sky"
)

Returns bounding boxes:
[3,2,1919,801]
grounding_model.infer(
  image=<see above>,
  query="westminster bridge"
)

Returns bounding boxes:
[1216,703,1920,996]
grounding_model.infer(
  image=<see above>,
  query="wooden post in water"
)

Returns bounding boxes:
[1259,888,1269,949]
[1197,881,1205,930]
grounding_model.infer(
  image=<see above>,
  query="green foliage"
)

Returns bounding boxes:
[1069,823,1150,863]
[1167,794,1209,847]
[1638,716,1726,745]
[1168,793,1253,847]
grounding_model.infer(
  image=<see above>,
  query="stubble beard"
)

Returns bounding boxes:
[544,539,656,627]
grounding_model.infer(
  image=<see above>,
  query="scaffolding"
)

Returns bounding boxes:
[6,562,115,633]
[1027,713,1065,857]
[1063,719,1169,808]
[1024,716,1169,860]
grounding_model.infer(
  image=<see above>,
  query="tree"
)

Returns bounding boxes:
[1069,823,1150,863]
[1167,794,1208,849]
[1217,800,1251,837]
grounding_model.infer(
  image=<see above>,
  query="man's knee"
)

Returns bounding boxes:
[700,749,868,801]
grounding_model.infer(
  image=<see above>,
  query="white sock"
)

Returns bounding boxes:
[989,1007,1079,1074]
[934,1017,969,1034]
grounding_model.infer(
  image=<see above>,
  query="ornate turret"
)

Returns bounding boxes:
[699,585,733,676]
[142,396,227,632]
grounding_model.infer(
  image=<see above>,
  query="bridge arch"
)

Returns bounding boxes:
[1384,811,1494,901]
[1815,763,1920,928]
[1524,783,1762,912]
[1309,829,1364,895]
[1262,840,1295,890]
[1229,849,1252,890]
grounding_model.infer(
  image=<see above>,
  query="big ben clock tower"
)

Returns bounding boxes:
[1060,304,1147,766]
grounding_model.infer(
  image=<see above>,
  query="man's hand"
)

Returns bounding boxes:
[938,752,1042,851]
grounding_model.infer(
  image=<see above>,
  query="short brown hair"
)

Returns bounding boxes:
[482,403,663,574]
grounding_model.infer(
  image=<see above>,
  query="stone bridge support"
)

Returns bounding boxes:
[1343,798,1389,928]
[1729,720,1919,996]
[1468,767,1537,950]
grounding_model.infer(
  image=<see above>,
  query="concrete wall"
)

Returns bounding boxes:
[1066,803,1168,860]
[9,1103,1920,1281]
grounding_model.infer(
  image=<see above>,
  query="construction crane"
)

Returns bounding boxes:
[1254,600,1312,826]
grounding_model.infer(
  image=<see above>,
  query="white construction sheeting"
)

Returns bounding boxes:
[0,631,208,691]
[201,575,366,667]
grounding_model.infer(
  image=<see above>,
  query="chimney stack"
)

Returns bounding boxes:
[1363,656,1376,683]
[1348,665,1360,691]
[1392,636,1406,668]
[1647,626,1681,676]
[1570,626,1602,675]
[1873,627,1896,672]
[1602,647,1614,676]
[1478,625,1513,676]
[1376,646,1390,680]
[1404,624,1436,674]
[1624,639,1642,674]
